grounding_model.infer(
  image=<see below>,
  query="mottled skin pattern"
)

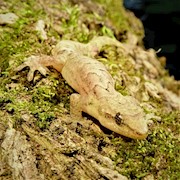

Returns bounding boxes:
[16,36,148,139]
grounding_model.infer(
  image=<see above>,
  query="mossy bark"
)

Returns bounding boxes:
[0,0,179,179]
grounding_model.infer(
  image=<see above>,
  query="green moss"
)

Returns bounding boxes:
[0,0,48,72]
[93,0,129,32]
[0,83,30,124]
[22,76,72,130]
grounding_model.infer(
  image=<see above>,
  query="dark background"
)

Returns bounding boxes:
[123,0,180,80]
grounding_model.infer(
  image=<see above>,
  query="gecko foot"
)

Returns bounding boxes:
[15,55,50,81]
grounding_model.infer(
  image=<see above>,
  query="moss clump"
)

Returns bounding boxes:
[93,0,144,41]
[0,0,48,71]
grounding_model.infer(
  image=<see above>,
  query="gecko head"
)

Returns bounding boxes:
[96,94,148,140]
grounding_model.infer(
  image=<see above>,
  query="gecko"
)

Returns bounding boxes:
[15,36,148,139]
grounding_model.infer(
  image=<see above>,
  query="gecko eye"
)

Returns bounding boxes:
[115,112,123,125]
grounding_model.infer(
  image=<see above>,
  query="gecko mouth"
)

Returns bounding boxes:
[114,127,148,140]
[118,124,148,140]
[126,123,148,139]
[100,120,148,140]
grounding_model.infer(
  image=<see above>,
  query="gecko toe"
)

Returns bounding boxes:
[15,63,28,72]
[39,66,49,76]
[27,69,35,81]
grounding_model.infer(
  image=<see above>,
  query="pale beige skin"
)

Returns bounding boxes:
[16,36,148,139]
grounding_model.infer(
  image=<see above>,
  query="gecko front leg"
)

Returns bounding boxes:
[70,93,83,119]
[15,55,64,81]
